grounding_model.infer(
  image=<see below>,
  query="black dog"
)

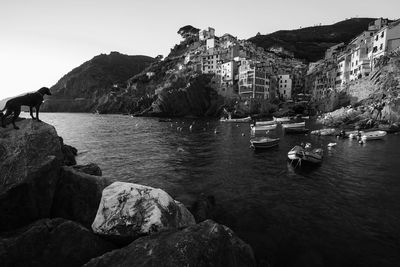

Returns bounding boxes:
[0,87,51,129]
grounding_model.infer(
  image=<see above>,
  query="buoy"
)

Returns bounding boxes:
[214,128,219,134]
[358,140,364,144]
[305,143,311,149]
[241,133,245,136]
[236,124,239,127]
[189,125,193,131]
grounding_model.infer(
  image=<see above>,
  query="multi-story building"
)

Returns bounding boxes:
[348,30,376,80]
[220,33,237,48]
[277,74,292,100]
[199,27,215,41]
[201,52,221,75]
[206,37,220,50]
[238,60,269,99]
[371,19,400,68]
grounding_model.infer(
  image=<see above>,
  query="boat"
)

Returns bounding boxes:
[254,120,276,126]
[250,124,277,135]
[250,137,280,149]
[220,116,251,123]
[301,116,310,119]
[284,128,309,134]
[361,130,387,141]
[281,122,306,129]
[327,142,337,147]
[273,116,291,123]
[288,145,323,165]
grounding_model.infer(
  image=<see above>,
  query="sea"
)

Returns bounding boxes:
[22,112,400,267]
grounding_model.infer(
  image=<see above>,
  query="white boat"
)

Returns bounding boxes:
[288,145,303,160]
[250,137,280,149]
[311,128,337,136]
[220,116,251,123]
[281,122,306,129]
[301,116,310,119]
[254,120,276,126]
[327,142,337,147]
[361,130,387,141]
[251,124,277,134]
[273,116,291,123]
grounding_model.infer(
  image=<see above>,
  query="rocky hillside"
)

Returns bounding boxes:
[249,18,376,62]
[41,52,155,113]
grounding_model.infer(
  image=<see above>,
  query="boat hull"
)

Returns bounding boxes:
[361,130,387,141]
[250,138,280,149]
[281,122,306,129]
[251,124,277,134]
[220,116,251,123]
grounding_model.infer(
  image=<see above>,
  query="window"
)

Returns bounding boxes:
[380,44,383,50]
[381,32,384,38]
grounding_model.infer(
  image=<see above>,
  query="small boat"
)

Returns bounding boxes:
[273,116,291,123]
[361,130,387,141]
[251,124,277,135]
[301,116,310,119]
[327,142,337,147]
[220,116,251,123]
[254,120,276,126]
[250,137,280,149]
[281,122,306,129]
[288,145,323,165]
[284,128,309,134]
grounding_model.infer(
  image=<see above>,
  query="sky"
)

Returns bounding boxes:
[1,0,399,100]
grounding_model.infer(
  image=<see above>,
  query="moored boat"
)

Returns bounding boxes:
[250,137,280,149]
[220,116,251,123]
[254,120,276,126]
[284,127,309,134]
[288,145,323,165]
[281,122,306,129]
[361,130,387,141]
[273,116,291,123]
[311,128,337,136]
[251,124,277,135]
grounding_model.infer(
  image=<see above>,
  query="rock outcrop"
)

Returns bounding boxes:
[0,218,116,267]
[92,182,196,242]
[51,166,111,229]
[72,163,103,176]
[84,220,256,267]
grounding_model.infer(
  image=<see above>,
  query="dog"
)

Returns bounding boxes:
[0,87,51,130]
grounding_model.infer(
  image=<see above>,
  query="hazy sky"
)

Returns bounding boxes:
[1,0,399,100]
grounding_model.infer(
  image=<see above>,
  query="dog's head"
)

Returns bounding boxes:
[38,87,52,96]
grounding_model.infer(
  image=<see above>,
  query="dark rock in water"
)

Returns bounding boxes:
[51,166,111,229]
[0,218,116,267]
[84,219,256,267]
[0,119,63,190]
[72,163,102,176]
[190,193,216,223]
[59,136,77,166]
[0,156,60,231]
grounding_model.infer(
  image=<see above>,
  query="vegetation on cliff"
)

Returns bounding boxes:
[249,18,376,62]
[42,52,155,112]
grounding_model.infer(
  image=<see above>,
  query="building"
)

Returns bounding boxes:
[206,37,220,50]
[347,30,376,80]
[199,27,215,41]
[238,60,269,99]
[277,74,292,100]
[371,19,400,68]
[325,43,345,60]
[220,33,237,48]
[201,52,221,75]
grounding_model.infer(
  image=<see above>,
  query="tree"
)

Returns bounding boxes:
[177,25,200,39]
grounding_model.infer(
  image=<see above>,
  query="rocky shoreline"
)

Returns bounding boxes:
[0,119,256,267]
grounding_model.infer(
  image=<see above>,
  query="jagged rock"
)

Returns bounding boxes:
[59,136,77,166]
[0,218,116,267]
[72,163,102,176]
[0,119,63,190]
[84,220,256,267]
[51,166,111,229]
[91,182,196,242]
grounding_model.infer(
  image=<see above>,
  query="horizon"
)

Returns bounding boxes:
[1,0,400,100]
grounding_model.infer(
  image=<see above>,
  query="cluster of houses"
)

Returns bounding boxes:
[307,18,400,102]
[180,27,307,102]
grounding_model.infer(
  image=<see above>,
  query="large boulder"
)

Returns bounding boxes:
[84,220,256,267]
[0,218,116,267]
[92,182,195,242]
[51,166,111,229]
[0,156,60,231]
[59,136,77,166]
[72,163,102,176]
[0,119,63,190]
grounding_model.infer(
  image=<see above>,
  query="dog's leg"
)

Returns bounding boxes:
[1,109,12,128]
[11,108,21,130]
[35,105,41,122]
[30,106,36,120]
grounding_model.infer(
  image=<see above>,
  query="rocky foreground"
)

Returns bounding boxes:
[0,119,256,267]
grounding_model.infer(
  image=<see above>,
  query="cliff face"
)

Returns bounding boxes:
[249,18,376,62]
[41,52,155,113]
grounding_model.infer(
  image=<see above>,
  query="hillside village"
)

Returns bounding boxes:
[149,26,308,105]
[306,18,400,112]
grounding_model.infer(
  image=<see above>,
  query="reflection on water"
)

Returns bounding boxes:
[24,113,400,266]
